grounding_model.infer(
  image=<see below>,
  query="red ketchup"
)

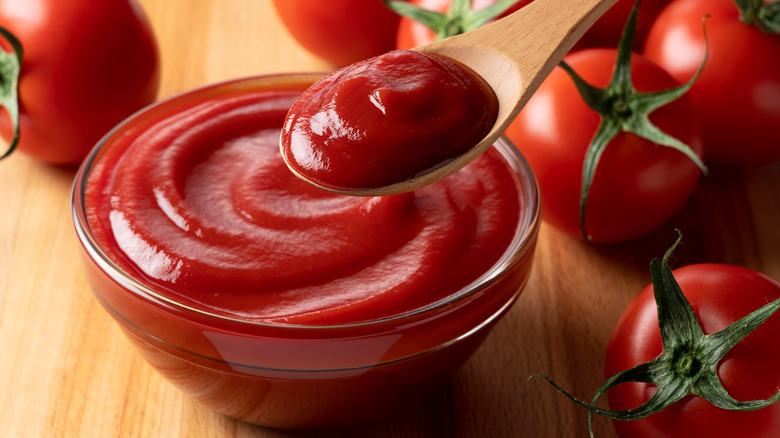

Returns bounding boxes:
[86,80,514,325]
[74,75,538,428]
[281,49,498,191]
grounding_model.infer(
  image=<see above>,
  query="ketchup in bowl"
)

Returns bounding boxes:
[71,74,540,428]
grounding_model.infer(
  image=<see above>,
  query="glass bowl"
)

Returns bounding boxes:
[71,73,541,429]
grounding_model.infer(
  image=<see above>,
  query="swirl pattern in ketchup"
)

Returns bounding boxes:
[85,81,519,325]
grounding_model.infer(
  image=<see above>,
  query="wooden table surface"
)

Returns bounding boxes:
[1,1,778,437]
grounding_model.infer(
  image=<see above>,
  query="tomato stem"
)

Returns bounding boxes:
[671,348,701,378]
[531,230,780,438]
[734,0,780,33]
[382,0,523,41]
[0,26,22,160]
[557,0,710,241]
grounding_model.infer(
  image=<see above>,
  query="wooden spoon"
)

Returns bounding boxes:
[291,0,618,196]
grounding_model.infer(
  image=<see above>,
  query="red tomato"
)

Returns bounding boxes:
[643,0,780,166]
[504,49,704,243]
[605,264,780,438]
[572,0,672,51]
[395,0,532,49]
[272,0,401,67]
[0,0,160,165]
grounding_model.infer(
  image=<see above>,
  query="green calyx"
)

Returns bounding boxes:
[531,230,780,438]
[560,0,709,241]
[382,0,522,41]
[0,26,22,160]
[734,0,780,34]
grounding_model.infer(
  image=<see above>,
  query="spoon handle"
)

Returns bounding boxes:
[419,0,618,119]
[470,0,617,72]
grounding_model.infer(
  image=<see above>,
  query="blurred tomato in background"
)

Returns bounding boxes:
[394,0,533,49]
[272,0,401,67]
[643,0,780,166]
[0,0,160,165]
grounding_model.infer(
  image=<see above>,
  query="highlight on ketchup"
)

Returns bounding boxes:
[280,49,499,192]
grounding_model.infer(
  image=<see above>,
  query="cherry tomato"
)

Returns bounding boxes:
[271,0,401,67]
[395,0,532,49]
[0,0,160,165]
[643,0,780,166]
[605,264,780,438]
[572,0,671,51]
[504,49,704,243]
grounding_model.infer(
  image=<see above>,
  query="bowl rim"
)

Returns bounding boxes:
[71,73,541,331]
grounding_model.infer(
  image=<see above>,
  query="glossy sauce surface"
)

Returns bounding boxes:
[280,50,499,191]
[85,80,518,325]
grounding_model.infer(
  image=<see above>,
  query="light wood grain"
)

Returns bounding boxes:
[1,1,778,437]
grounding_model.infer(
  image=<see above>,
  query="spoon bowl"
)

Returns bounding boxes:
[288,0,618,196]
